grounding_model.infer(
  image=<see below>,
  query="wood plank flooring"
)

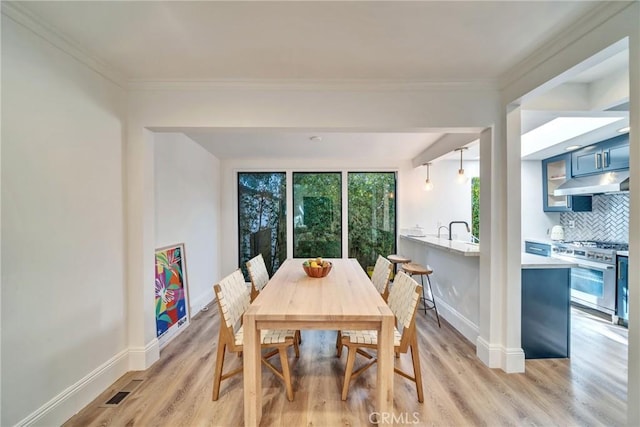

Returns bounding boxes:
[64,305,627,426]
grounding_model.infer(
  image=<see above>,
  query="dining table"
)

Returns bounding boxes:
[243,257,396,426]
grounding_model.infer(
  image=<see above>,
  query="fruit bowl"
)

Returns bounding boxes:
[302,258,332,278]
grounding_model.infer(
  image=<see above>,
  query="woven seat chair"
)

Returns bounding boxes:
[336,255,392,356]
[246,254,270,302]
[247,254,301,345]
[371,255,393,301]
[338,271,424,402]
[212,269,299,401]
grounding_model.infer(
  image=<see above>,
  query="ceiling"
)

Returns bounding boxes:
[13,1,627,162]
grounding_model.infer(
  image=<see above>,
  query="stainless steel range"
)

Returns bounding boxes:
[551,240,628,316]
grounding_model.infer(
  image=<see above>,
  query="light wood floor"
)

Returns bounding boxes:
[64,305,627,426]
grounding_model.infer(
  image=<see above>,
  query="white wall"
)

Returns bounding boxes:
[521,160,560,244]
[154,133,221,319]
[1,15,127,427]
[400,159,479,240]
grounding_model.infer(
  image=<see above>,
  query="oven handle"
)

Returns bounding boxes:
[576,263,614,272]
[554,255,614,271]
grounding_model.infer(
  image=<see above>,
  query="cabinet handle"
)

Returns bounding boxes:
[604,151,610,168]
[618,260,622,280]
[595,153,602,169]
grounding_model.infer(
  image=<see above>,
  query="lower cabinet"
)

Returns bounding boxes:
[521,268,571,358]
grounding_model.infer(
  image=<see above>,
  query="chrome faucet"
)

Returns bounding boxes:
[437,226,449,239]
[448,221,470,240]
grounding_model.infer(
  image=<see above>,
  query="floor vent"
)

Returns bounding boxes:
[101,379,144,407]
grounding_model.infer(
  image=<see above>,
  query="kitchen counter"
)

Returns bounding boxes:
[400,234,480,256]
[522,253,578,269]
[618,251,629,257]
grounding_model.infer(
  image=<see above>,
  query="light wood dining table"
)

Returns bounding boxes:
[243,258,395,426]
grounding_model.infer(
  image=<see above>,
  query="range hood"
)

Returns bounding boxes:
[554,171,629,196]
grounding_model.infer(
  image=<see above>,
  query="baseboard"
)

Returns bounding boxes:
[476,337,525,373]
[17,349,129,427]
[434,298,479,345]
[190,289,214,314]
[129,338,159,371]
[502,347,525,373]
[476,336,502,368]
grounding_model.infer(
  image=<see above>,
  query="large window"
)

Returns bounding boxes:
[348,172,397,271]
[293,172,342,258]
[238,173,287,277]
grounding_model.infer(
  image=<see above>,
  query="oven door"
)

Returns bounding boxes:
[567,259,616,315]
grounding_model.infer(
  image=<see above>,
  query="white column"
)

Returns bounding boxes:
[627,2,640,424]
[504,106,525,373]
[476,121,507,368]
[126,126,160,369]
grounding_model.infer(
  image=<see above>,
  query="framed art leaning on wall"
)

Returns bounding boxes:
[155,243,190,348]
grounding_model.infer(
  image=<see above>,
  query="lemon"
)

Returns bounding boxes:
[310,261,318,268]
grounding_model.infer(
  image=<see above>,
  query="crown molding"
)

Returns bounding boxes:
[1,1,127,89]
[127,78,498,92]
[498,1,634,93]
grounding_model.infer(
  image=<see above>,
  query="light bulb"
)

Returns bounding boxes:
[457,169,468,184]
[424,179,433,191]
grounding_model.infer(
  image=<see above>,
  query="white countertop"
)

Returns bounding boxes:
[521,253,579,269]
[400,234,480,257]
[618,251,629,257]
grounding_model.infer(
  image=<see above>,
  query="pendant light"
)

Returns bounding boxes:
[423,162,434,191]
[455,147,468,184]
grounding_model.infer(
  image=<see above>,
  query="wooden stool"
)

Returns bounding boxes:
[401,262,441,327]
[387,254,411,280]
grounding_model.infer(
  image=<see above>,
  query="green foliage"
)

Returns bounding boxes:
[239,171,397,275]
[293,173,342,258]
[471,177,480,241]
[348,173,396,270]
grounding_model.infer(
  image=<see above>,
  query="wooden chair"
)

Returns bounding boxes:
[371,255,393,301]
[246,254,302,345]
[336,255,392,356]
[338,271,424,402]
[246,254,270,302]
[212,269,299,401]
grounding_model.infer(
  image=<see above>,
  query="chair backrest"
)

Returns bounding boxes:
[371,255,392,299]
[214,269,251,335]
[387,271,422,352]
[246,254,270,300]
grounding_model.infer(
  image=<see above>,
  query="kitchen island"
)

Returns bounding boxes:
[399,235,578,357]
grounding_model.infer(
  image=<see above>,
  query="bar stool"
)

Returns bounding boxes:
[387,254,411,281]
[401,262,441,328]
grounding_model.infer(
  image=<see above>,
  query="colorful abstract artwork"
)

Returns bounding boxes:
[155,243,190,346]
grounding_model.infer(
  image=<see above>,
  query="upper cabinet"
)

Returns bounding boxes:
[542,153,592,212]
[572,134,629,177]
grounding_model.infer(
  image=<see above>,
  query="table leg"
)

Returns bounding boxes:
[377,313,394,424]
[243,311,261,426]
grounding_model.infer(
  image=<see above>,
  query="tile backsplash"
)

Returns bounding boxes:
[560,193,629,243]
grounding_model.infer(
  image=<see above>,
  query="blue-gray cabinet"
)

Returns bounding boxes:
[617,255,628,326]
[522,267,571,358]
[572,134,629,177]
[542,153,592,212]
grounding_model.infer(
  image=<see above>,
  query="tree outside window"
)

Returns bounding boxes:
[238,172,287,278]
